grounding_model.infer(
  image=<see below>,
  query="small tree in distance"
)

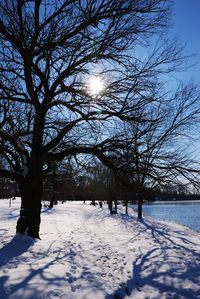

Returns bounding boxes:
[0,0,199,238]
[118,83,200,218]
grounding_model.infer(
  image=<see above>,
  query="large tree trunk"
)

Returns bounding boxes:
[16,108,46,239]
[16,174,43,239]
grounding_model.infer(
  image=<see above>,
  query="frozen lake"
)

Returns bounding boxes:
[131,201,200,232]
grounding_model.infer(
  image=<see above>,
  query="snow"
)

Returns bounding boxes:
[0,198,200,299]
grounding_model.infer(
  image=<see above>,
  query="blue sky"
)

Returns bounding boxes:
[172,1,200,158]
[172,0,200,82]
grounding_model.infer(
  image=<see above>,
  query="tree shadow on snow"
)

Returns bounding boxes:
[0,237,103,298]
[0,234,35,298]
[0,234,35,268]
[106,219,200,299]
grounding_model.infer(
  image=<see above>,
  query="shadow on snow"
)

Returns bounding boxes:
[0,209,200,299]
[0,234,35,298]
[106,218,200,299]
[0,233,104,298]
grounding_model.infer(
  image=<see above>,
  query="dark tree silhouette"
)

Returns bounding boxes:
[0,0,199,237]
[117,83,200,218]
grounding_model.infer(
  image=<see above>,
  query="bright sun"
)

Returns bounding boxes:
[89,76,104,95]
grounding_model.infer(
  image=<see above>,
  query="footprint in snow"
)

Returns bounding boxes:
[71,283,81,292]
[44,289,61,298]
[70,265,77,274]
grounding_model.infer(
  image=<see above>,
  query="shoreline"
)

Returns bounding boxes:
[131,200,200,205]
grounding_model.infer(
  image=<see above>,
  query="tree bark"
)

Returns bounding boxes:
[16,107,46,238]
[108,199,113,214]
[49,187,57,209]
[114,199,117,212]
[138,197,143,219]
[16,171,43,239]
[125,201,128,214]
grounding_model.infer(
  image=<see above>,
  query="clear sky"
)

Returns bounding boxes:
[172,0,200,83]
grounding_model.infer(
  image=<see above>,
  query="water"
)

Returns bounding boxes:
[131,201,200,232]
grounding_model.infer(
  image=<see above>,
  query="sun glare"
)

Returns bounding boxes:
[89,76,104,95]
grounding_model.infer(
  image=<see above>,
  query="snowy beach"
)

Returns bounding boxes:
[0,198,200,299]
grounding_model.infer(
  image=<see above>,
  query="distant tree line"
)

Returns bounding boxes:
[41,160,200,208]
[1,159,200,206]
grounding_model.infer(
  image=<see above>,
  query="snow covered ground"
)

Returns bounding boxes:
[0,198,200,299]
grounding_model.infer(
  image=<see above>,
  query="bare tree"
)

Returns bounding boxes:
[118,82,200,218]
[0,0,198,238]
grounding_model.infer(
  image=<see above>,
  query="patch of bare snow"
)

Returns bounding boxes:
[0,199,200,298]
